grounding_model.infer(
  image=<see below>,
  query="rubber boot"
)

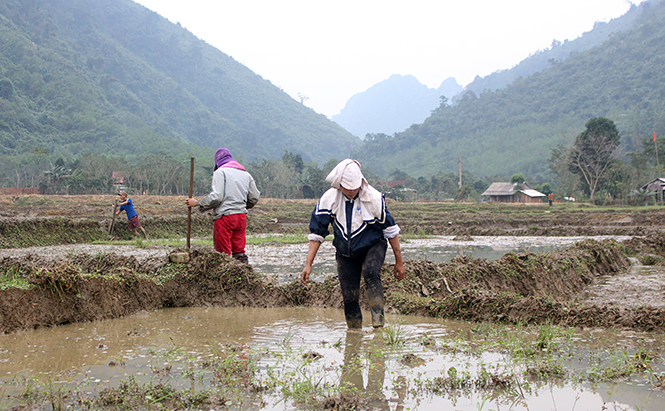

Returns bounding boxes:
[232,253,249,264]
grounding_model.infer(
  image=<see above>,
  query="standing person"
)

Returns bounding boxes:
[301,159,405,329]
[548,192,554,206]
[185,148,260,264]
[115,190,148,239]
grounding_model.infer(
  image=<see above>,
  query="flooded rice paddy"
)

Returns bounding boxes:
[581,262,665,308]
[1,306,664,410]
[0,235,633,285]
[248,235,633,284]
[1,234,664,410]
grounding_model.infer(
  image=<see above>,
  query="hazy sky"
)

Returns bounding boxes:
[133,0,643,117]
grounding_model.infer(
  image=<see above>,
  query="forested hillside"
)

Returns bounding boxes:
[353,0,665,179]
[463,2,643,96]
[0,0,359,188]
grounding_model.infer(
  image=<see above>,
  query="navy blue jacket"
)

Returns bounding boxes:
[308,186,400,257]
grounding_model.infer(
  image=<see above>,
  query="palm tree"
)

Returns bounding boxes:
[43,159,71,194]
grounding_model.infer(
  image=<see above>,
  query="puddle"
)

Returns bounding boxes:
[0,306,663,410]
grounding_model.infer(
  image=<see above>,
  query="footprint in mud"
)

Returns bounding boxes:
[303,351,323,361]
[400,353,426,367]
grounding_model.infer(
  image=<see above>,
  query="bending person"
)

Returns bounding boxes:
[301,159,405,328]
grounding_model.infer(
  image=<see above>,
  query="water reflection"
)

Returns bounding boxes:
[0,306,663,410]
[340,330,397,410]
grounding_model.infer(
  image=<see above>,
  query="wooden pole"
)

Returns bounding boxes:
[108,199,118,238]
[187,157,194,250]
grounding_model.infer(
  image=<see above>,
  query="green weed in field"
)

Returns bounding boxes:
[0,266,31,290]
[246,234,309,245]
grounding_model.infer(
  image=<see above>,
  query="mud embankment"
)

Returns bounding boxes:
[0,215,213,247]
[1,237,664,334]
[4,195,665,247]
[0,210,659,248]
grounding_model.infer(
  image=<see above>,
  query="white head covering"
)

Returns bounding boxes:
[341,162,363,189]
[326,159,366,190]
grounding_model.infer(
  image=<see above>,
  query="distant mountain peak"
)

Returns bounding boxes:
[332,75,462,138]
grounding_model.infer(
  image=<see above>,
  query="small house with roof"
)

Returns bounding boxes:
[641,178,665,202]
[482,182,546,204]
[112,171,126,193]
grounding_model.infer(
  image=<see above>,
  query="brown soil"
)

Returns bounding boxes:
[1,195,665,334]
[3,195,665,237]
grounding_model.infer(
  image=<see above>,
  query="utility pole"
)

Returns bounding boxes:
[458,156,462,188]
[655,131,660,168]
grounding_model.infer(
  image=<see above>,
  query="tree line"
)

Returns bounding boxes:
[0,116,662,206]
[0,147,483,201]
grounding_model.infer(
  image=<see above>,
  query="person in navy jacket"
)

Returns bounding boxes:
[301,159,405,328]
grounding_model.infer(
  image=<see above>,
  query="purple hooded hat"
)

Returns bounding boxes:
[214,148,233,170]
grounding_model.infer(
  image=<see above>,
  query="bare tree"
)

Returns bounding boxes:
[568,117,621,200]
[247,159,300,198]
[297,93,309,105]
[144,155,183,195]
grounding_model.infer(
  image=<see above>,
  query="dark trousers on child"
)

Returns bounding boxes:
[336,238,387,328]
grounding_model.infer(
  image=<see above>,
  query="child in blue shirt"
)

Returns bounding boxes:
[115,191,147,239]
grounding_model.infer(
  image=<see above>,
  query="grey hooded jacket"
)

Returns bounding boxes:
[198,165,260,219]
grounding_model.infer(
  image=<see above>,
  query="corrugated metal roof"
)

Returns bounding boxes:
[521,189,546,198]
[482,182,517,196]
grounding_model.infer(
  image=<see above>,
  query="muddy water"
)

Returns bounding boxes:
[0,306,664,410]
[581,260,665,307]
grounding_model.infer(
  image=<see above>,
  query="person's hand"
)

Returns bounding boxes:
[301,265,312,285]
[185,198,197,207]
[393,261,405,281]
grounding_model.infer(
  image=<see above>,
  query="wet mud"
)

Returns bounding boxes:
[2,195,665,335]
[4,195,665,246]
[0,236,663,335]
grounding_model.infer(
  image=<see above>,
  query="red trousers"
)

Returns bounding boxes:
[213,213,247,255]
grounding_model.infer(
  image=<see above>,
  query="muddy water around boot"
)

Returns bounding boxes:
[1,306,664,410]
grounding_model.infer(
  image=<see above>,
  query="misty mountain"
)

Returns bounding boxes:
[352,0,665,179]
[331,75,463,138]
[0,0,359,168]
[331,3,642,142]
